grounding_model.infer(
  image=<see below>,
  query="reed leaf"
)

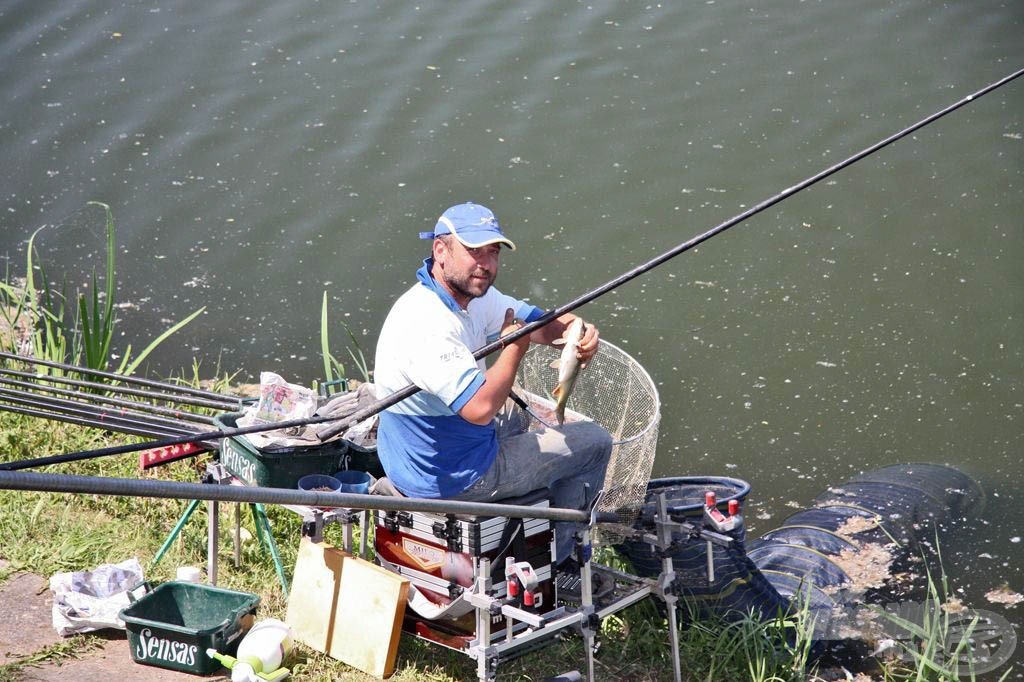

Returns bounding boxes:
[4,202,203,378]
[345,341,371,384]
[319,290,347,392]
[117,305,206,376]
[26,229,75,367]
[79,201,117,370]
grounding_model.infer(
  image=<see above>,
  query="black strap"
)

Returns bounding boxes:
[490,515,528,582]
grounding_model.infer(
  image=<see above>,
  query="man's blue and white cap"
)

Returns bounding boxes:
[419,202,517,251]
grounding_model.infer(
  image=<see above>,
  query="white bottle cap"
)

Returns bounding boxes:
[231,662,258,682]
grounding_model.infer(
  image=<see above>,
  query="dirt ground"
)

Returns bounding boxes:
[0,567,229,682]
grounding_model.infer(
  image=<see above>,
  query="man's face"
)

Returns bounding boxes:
[435,237,501,305]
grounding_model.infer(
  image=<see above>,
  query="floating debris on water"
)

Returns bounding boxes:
[985,584,1024,608]
[942,596,967,614]
[834,514,880,540]
[832,542,894,592]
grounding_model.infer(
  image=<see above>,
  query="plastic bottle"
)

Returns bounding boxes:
[206,618,293,682]
[176,566,202,583]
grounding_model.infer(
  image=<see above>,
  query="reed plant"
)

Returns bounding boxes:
[0,225,70,364]
[672,600,819,682]
[170,357,246,403]
[870,540,1014,682]
[0,201,204,375]
[79,201,117,371]
[319,290,371,393]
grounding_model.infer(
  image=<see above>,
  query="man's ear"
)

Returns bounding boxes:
[432,237,447,264]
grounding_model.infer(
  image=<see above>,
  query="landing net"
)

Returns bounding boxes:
[516,339,660,528]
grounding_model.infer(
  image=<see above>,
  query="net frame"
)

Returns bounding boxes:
[515,339,660,525]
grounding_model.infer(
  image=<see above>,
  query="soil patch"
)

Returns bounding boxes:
[0,573,60,665]
[0,572,228,681]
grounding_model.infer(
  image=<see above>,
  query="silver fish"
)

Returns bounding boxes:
[550,317,586,425]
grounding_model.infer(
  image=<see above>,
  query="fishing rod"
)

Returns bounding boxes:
[0,470,595,523]
[0,351,246,407]
[318,66,1024,439]
[0,388,208,435]
[0,401,204,442]
[0,364,238,411]
[0,375,218,425]
[2,66,1021,471]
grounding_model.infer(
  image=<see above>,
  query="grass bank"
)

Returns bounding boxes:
[0,407,997,681]
[0,409,682,681]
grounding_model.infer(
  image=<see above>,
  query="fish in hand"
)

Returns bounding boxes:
[550,317,586,425]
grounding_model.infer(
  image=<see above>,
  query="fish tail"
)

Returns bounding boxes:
[552,383,567,424]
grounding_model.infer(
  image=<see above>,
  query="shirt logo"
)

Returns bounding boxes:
[439,349,468,363]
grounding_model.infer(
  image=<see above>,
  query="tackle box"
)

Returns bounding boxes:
[120,581,259,675]
[214,411,383,488]
[374,489,555,649]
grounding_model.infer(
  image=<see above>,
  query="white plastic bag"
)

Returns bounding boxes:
[50,557,145,636]
[246,371,318,424]
[236,372,320,448]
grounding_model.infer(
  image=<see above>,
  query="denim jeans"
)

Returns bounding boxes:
[451,402,613,564]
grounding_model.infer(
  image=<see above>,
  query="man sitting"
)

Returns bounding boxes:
[373,202,613,573]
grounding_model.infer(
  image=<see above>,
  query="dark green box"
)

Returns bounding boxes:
[214,412,383,489]
[120,582,259,675]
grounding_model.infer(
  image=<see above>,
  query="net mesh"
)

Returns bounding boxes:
[516,339,660,526]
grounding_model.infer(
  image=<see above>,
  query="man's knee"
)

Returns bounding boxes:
[564,420,613,462]
[583,420,614,447]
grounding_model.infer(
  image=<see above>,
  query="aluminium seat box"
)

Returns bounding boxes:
[374,489,554,650]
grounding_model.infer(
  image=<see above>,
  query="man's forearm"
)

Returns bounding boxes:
[458,344,527,425]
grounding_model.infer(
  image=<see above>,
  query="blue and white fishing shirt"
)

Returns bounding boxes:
[374,258,544,498]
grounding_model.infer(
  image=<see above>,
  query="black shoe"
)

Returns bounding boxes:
[555,564,615,604]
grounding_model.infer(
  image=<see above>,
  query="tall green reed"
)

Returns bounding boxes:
[319,290,371,393]
[0,202,204,375]
[872,539,1014,681]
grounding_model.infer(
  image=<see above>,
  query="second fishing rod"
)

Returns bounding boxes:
[3,66,1022,472]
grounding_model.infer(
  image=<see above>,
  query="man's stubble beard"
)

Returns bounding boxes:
[443,269,495,302]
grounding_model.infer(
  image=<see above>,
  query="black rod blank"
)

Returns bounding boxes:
[0,470,590,523]
[0,375,217,425]
[0,365,240,411]
[0,389,204,435]
[0,403,201,442]
[316,66,1024,440]
[0,352,245,407]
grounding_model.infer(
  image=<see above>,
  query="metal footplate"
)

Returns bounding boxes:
[463,531,661,682]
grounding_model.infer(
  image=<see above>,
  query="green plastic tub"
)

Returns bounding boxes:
[120,581,259,674]
[214,411,383,489]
